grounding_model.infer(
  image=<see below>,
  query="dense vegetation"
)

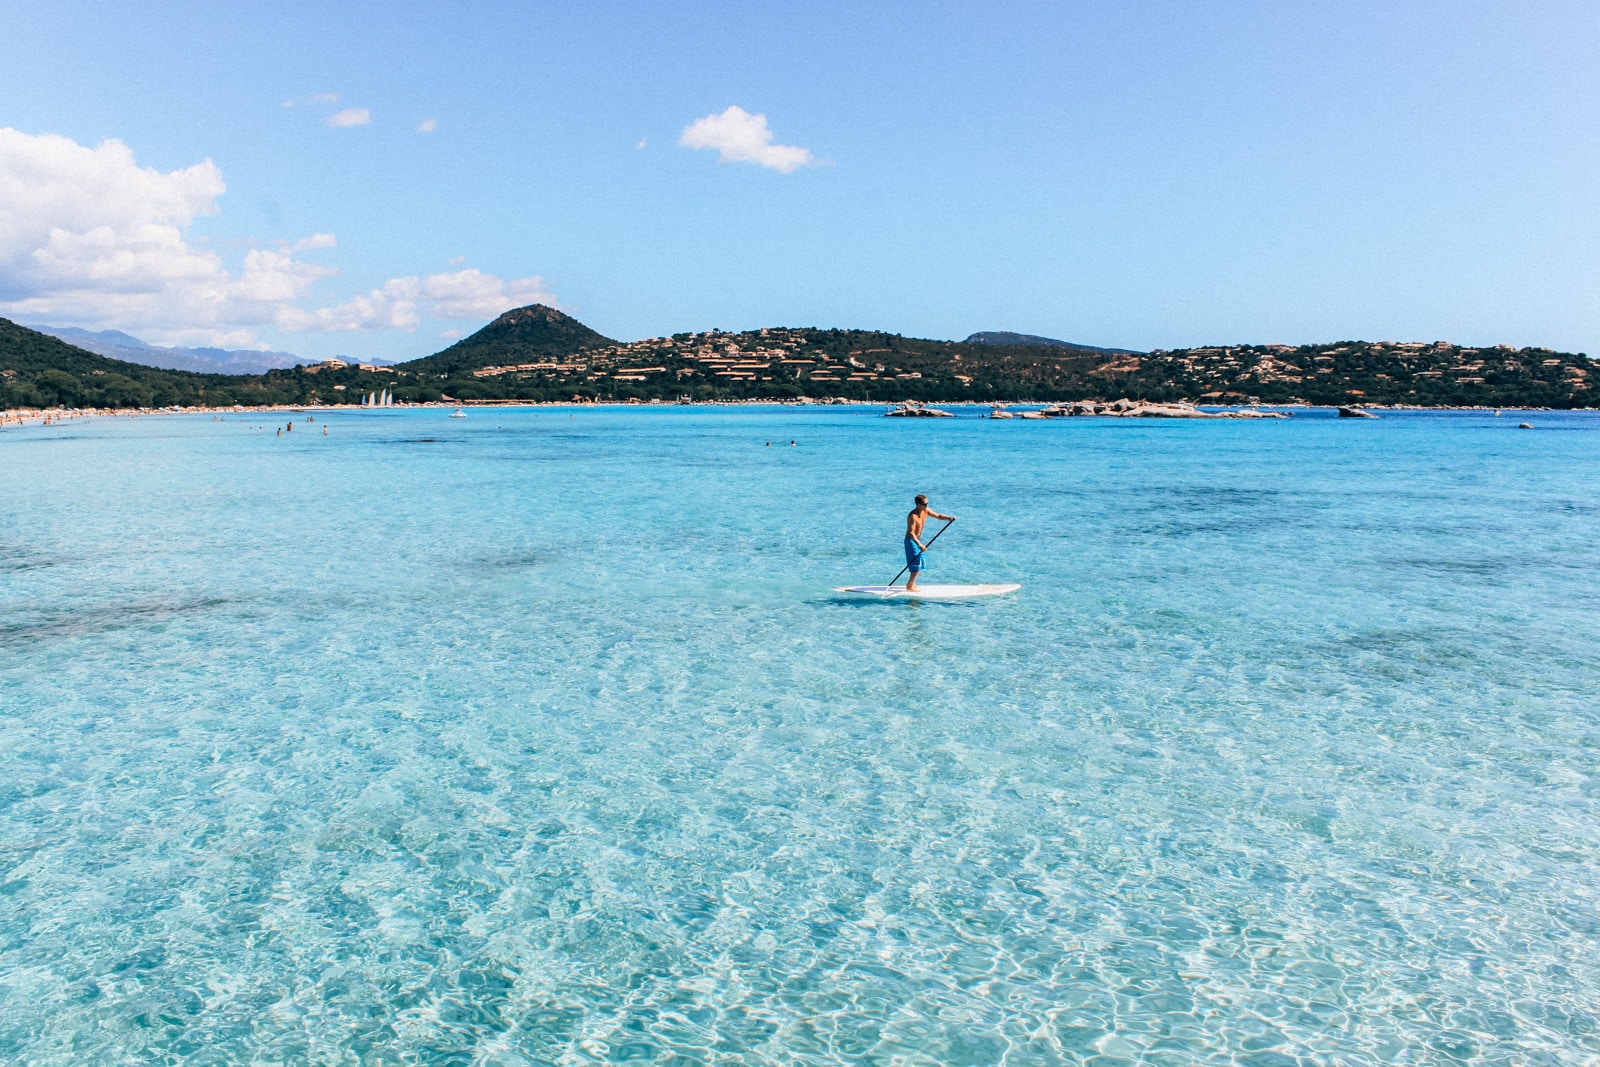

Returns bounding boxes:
[399,319,1596,407]
[0,318,409,409]
[3,310,1594,410]
[0,318,286,409]
[398,304,617,378]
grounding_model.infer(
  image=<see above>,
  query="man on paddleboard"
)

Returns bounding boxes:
[905,494,955,591]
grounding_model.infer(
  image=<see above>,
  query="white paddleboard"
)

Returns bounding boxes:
[835,584,1020,599]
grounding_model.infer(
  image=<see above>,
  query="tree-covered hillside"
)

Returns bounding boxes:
[0,318,414,409]
[398,305,617,378]
[3,310,1593,409]
[0,318,294,409]
[417,322,1595,408]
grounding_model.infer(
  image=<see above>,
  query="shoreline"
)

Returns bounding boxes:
[2,399,1595,428]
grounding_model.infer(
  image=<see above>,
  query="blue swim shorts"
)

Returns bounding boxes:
[904,536,925,571]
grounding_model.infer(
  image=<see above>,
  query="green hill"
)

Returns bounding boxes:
[0,317,294,409]
[441,326,1596,407]
[398,304,617,378]
[3,309,1594,410]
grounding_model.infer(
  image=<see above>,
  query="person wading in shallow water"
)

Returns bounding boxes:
[904,494,955,591]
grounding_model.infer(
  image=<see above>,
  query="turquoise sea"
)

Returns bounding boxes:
[2,405,1598,1065]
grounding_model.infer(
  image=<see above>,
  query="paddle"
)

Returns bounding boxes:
[887,517,954,590]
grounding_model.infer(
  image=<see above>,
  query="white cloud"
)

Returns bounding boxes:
[280,270,557,333]
[678,106,814,173]
[276,276,421,332]
[636,138,647,150]
[418,269,555,319]
[327,108,371,128]
[417,118,438,134]
[313,92,340,104]
[0,128,558,345]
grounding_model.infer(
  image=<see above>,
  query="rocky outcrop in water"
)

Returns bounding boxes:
[884,401,955,417]
[1039,399,1285,419]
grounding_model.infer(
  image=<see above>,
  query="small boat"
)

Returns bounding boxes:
[449,408,466,418]
[678,394,693,405]
[988,405,1014,419]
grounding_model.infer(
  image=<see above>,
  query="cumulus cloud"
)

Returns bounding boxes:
[276,276,421,332]
[417,118,438,134]
[678,106,814,172]
[422,269,555,318]
[0,128,271,342]
[0,128,558,345]
[279,269,557,333]
[326,108,371,128]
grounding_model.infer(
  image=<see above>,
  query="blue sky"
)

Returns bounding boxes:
[2,1,1596,360]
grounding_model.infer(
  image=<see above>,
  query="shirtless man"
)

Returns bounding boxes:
[904,494,955,591]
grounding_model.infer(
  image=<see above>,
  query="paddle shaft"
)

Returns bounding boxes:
[887,518,954,588]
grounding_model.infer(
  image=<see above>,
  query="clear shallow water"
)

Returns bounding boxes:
[2,405,1598,1066]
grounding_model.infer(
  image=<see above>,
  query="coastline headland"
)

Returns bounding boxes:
[4,309,1594,414]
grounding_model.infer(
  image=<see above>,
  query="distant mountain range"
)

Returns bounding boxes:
[964,332,1140,356]
[26,325,339,375]
[3,307,1594,410]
